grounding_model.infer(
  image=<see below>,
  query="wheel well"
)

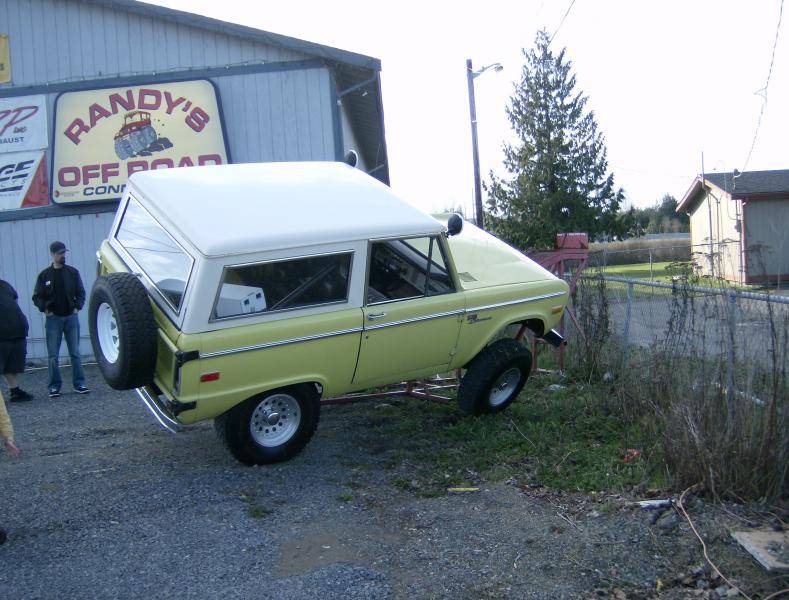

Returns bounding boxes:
[492,318,545,342]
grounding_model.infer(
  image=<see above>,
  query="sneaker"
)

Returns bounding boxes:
[48,388,61,398]
[74,385,91,395]
[9,388,34,402]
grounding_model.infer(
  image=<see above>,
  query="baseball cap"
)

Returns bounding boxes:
[50,241,68,254]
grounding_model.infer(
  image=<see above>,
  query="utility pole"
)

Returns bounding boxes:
[466,59,484,228]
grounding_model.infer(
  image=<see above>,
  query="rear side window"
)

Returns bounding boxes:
[214,252,353,319]
[115,198,193,312]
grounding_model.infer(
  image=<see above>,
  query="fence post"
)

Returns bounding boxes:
[726,290,737,416]
[649,249,654,281]
[622,282,634,367]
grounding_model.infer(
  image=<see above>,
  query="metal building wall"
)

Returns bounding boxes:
[0,212,116,361]
[0,0,307,87]
[744,199,789,281]
[216,69,336,163]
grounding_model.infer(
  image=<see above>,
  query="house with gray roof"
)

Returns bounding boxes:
[677,169,789,284]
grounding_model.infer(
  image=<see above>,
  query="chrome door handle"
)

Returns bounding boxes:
[367,312,387,321]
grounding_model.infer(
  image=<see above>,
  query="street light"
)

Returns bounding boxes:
[467,59,503,229]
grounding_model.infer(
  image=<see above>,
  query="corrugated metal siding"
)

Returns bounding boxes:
[0,0,307,88]
[215,68,335,162]
[0,212,116,361]
[744,199,789,278]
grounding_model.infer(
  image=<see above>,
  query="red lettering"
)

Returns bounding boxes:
[138,89,161,110]
[177,156,195,168]
[88,103,112,128]
[58,167,80,187]
[164,92,186,115]
[127,161,148,177]
[101,163,119,183]
[108,90,135,114]
[198,154,222,166]
[185,107,209,132]
[0,106,38,136]
[150,158,174,170]
[64,118,90,145]
[82,164,101,184]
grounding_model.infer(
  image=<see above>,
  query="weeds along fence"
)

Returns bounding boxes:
[565,274,788,501]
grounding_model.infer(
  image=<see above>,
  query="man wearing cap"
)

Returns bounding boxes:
[32,242,90,397]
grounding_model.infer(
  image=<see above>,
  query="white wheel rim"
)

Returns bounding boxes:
[489,367,522,407]
[250,394,301,447]
[97,302,120,363]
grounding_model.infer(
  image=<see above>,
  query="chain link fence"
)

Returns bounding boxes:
[563,273,788,500]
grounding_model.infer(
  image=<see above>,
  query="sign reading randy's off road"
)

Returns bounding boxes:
[52,79,228,203]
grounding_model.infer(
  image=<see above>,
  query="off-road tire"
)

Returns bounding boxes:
[214,384,321,465]
[89,272,157,390]
[457,339,532,415]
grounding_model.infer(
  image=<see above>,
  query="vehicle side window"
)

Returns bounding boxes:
[115,198,193,311]
[367,236,455,304]
[214,252,352,319]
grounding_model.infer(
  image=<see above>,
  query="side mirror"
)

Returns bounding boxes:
[343,150,358,168]
[447,213,464,236]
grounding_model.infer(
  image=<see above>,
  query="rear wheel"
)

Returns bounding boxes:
[214,385,320,465]
[458,339,532,415]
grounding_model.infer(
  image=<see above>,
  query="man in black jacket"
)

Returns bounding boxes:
[0,279,34,402]
[32,241,90,398]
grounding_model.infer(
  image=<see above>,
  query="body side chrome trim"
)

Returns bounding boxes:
[364,309,465,331]
[467,291,566,313]
[201,326,364,359]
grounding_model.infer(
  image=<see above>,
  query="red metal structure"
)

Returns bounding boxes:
[526,233,590,370]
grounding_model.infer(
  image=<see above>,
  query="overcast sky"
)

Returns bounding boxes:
[146,0,788,216]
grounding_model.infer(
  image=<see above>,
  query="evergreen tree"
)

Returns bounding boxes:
[486,30,624,250]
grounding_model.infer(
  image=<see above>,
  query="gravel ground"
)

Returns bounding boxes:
[0,365,783,599]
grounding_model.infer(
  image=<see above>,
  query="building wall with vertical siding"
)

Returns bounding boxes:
[0,211,116,360]
[744,198,789,281]
[688,190,743,282]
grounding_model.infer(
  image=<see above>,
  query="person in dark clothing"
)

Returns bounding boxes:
[32,241,90,398]
[0,279,34,402]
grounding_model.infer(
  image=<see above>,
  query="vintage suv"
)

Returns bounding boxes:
[89,162,569,465]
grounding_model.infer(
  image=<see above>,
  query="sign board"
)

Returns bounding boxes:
[52,79,229,204]
[0,35,10,84]
[0,150,48,210]
[0,94,48,152]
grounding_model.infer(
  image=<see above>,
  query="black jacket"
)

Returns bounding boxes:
[32,265,86,314]
[0,280,29,340]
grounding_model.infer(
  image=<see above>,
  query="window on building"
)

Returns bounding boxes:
[115,197,193,311]
[214,252,353,319]
[367,236,454,304]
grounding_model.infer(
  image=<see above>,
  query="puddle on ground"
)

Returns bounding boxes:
[273,533,358,577]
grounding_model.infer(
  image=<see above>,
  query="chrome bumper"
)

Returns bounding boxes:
[135,386,182,434]
[541,329,566,348]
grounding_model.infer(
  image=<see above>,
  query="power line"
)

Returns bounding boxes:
[549,0,577,44]
[742,0,784,171]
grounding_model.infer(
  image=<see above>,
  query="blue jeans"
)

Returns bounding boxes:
[45,313,86,391]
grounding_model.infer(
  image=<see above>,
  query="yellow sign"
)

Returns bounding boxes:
[52,79,229,203]
[0,35,10,84]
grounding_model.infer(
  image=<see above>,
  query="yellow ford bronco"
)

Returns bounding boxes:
[89,162,569,465]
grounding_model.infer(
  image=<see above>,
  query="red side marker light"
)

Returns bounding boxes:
[200,372,220,382]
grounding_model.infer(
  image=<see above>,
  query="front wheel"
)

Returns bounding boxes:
[458,339,532,415]
[214,385,320,465]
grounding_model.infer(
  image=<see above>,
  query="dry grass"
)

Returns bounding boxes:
[567,274,788,501]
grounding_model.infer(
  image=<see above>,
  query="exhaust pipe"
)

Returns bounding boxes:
[541,329,566,348]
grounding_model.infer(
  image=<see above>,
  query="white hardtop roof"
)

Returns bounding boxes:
[128,162,444,257]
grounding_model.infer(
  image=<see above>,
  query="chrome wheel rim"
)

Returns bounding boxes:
[250,394,301,447]
[97,302,120,363]
[489,367,522,406]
